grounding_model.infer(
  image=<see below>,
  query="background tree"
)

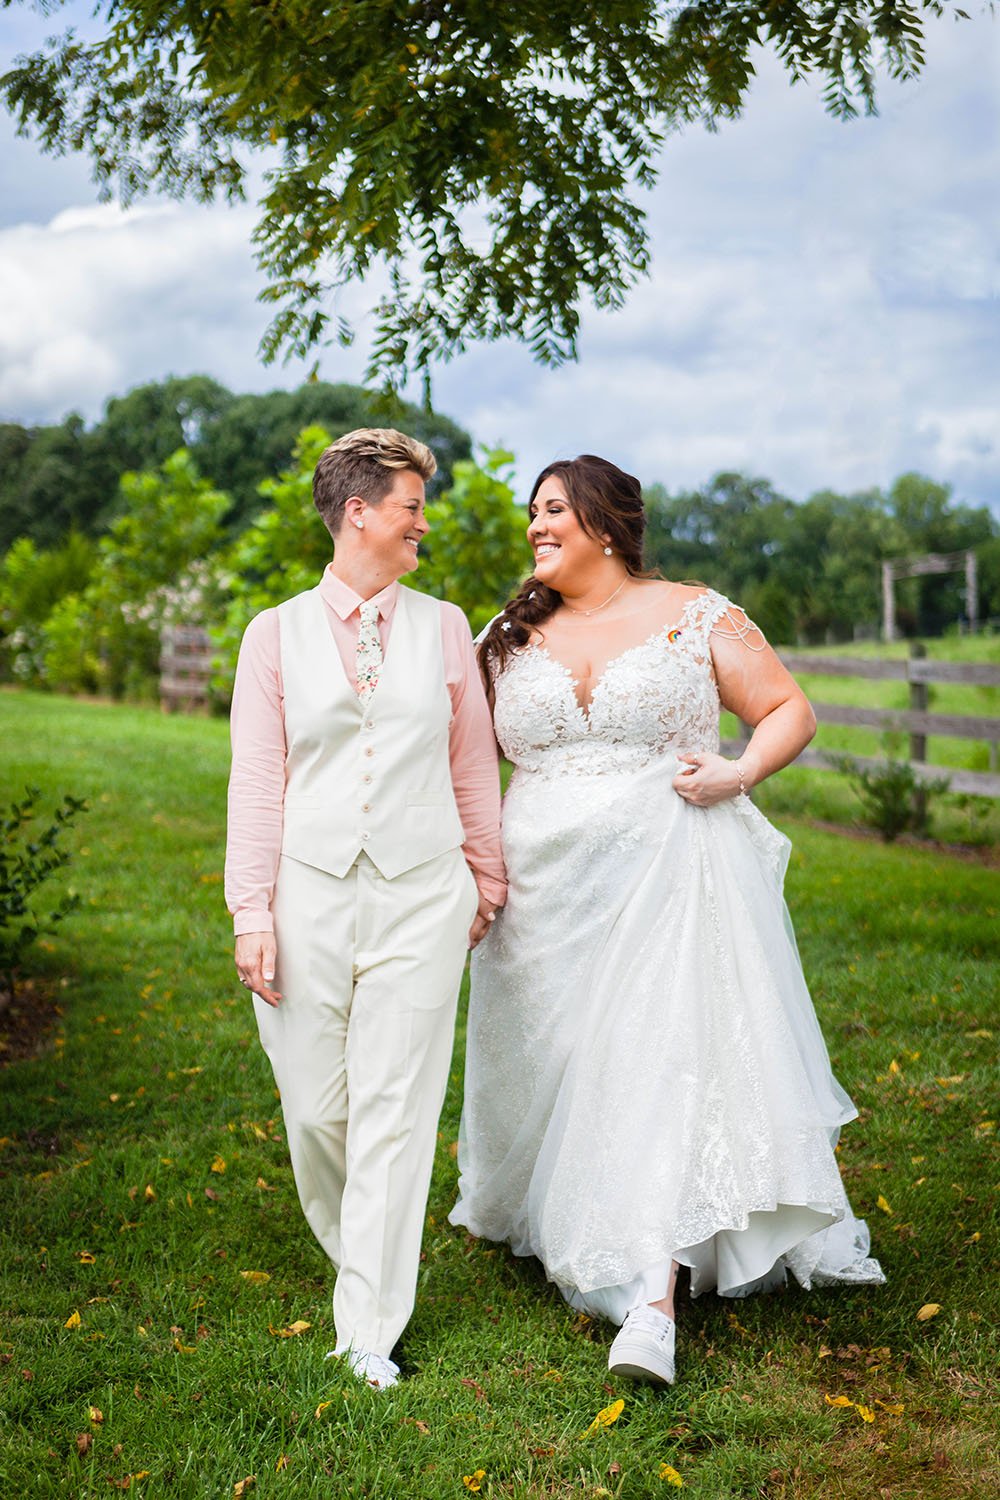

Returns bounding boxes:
[0,2,967,389]
[642,474,999,644]
[410,450,530,635]
[38,450,230,698]
[0,378,473,548]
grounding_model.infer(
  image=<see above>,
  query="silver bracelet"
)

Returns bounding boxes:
[734,759,747,797]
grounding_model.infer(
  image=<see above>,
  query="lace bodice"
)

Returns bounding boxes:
[493,589,738,778]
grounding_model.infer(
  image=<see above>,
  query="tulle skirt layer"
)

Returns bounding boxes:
[450,754,884,1320]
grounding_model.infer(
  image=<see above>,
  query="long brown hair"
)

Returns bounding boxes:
[479,454,648,684]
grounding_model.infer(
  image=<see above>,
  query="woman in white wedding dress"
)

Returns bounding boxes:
[450,455,884,1386]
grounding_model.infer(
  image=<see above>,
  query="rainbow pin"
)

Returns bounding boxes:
[667,628,683,643]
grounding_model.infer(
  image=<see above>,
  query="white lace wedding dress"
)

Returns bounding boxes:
[450,590,884,1323]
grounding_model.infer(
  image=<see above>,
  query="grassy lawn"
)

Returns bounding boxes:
[1,690,997,1499]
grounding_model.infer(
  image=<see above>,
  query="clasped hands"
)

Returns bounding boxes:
[672,751,748,808]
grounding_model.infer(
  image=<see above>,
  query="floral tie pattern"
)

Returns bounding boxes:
[356,599,382,701]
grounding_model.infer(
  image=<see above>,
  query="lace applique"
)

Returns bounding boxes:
[492,590,739,779]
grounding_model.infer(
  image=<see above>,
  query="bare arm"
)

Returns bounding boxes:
[673,607,815,808]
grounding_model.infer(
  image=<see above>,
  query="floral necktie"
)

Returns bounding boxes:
[356,599,382,701]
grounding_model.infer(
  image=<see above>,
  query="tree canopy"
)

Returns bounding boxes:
[1,1,967,387]
[0,376,472,549]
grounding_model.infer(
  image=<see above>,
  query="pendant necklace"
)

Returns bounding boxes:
[562,578,628,617]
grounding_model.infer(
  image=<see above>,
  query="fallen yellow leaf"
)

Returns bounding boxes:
[211,1156,227,1174]
[88,1406,104,1424]
[462,1473,486,1493]
[143,1185,156,1201]
[825,1394,854,1408]
[233,1480,255,1499]
[582,1397,625,1437]
[874,1399,905,1414]
[659,1463,685,1486]
[64,1310,81,1329]
[275,1455,289,1472]
[136,1325,148,1338]
[77,1251,95,1264]
[856,1405,875,1423]
[239,1271,271,1284]
[173,1338,197,1354]
[916,1303,941,1321]
[270,1320,311,1338]
[876,1195,892,1215]
[314,1400,333,1418]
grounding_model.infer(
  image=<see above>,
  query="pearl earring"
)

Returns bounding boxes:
[603,546,613,556]
[355,520,364,530]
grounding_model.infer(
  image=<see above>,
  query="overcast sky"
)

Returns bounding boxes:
[1,5,998,512]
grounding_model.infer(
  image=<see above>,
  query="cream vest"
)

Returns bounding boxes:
[277,583,465,879]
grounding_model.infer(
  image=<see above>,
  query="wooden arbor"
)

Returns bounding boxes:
[882,550,978,642]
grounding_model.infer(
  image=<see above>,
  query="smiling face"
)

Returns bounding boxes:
[526,475,606,591]
[360,468,429,577]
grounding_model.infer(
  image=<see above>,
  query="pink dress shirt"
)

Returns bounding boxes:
[225,568,506,935]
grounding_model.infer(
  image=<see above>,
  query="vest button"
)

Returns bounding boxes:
[361,803,371,813]
[364,719,375,729]
[365,747,375,757]
[360,831,370,841]
[362,774,373,784]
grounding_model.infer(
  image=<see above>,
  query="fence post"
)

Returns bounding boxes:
[909,641,927,764]
[909,641,928,828]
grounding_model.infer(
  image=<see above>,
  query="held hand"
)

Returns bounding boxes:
[234,931,282,1007]
[672,752,745,809]
[468,892,500,950]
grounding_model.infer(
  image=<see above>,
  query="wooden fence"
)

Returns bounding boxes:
[723,644,1000,798]
[159,626,213,711]
[163,625,1000,796]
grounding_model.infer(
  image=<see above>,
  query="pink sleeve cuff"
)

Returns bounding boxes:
[233,909,275,937]
[471,873,508,908]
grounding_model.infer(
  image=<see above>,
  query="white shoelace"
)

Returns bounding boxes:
[624,1306,674,1342]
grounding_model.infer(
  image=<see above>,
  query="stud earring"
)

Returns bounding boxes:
[603,545,613,556]
[355,520,364,530]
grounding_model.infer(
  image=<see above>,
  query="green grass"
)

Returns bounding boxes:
[1,690,998,1499]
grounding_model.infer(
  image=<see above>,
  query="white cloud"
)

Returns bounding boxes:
[0,199,357,420]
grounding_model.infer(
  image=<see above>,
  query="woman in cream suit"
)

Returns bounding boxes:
[226,428,505,1389]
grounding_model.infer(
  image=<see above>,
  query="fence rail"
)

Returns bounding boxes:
[159,626,1000,795]
[725,645,1000,799]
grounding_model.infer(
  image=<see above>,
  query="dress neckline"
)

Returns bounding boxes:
[526,592,710,721]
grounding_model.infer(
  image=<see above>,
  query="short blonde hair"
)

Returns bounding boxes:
[313,427,437,535]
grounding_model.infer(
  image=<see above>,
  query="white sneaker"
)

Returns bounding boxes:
[326,1347,400,1390]
[608,1305,676,1384]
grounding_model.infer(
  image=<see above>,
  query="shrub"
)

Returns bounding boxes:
[0,787,88,997]
[831,747,950,842]
[0,532,96,684]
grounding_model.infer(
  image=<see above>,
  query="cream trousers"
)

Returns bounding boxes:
[254,847,477,1356]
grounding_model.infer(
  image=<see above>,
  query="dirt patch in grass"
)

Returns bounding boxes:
[0,976,64,1065]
